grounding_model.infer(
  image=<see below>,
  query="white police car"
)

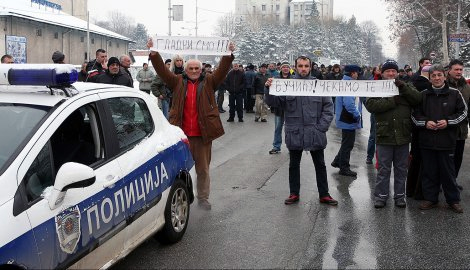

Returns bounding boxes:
[0,64,196,269]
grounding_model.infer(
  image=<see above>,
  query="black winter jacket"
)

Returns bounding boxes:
[94,69,133,87]
[411,83,468,150]
[225,69,245,93]
[253,72,271,94]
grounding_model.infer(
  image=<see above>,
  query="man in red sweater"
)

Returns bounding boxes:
[147,39,235,210]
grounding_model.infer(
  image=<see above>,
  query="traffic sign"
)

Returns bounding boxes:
[448,33,468,43]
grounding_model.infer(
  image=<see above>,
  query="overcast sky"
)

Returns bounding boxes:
[88,0,396,58]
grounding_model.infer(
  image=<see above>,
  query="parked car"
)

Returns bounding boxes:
[0,64,195,269]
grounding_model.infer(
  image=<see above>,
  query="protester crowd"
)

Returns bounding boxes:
[2,41,469,214]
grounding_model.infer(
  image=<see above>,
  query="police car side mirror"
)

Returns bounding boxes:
[48,162,96,210]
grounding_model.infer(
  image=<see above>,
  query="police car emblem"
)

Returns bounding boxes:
[55,205,81,254]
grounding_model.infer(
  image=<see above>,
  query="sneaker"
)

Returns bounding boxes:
[449,203,463,213]
[319,196,338,206]
[239,118,244,122]
[198,199,212,210]
[261,119,267,122]
[395,198,406,208]
[255,117,260,122]
[339,169,357,177]
[284,194,300,205]
[374,200,386,208]
[419,200,438,210]
[269,149,281,154]
[331,161,339,168]
[227,118,234,122]
[366,159,373,164]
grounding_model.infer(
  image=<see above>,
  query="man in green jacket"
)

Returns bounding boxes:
[365,59,421,209]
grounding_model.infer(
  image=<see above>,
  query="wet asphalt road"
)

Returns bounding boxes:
[113,107,470,269]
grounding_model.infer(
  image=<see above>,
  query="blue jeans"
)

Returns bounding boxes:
[272,114,284,150]
[367,114,376,161]
[161,99,169,120]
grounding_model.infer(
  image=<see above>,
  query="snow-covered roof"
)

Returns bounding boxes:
[0,1,132,42]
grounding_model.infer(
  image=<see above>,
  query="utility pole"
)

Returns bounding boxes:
[168,0,172,36]
[456,0,461,59]
[87,10,90,61]
[195,0,198,37]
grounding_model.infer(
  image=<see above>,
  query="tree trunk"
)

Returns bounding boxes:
[442,1,449,63]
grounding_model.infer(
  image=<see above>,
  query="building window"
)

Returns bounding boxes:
[253,6,256,13]
[84,52,87,60]
[80,36,84,42]
[294,4,299,11]
[91,38,95,44]
[117,42,120,48]
[276,14,280,20]
[276,4,280,11]
[54,32,58,39]
[109,41,112,47]
[262,4,266,11]
[36,29,42,36]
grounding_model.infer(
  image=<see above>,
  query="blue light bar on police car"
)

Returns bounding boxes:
[0,64,78,86]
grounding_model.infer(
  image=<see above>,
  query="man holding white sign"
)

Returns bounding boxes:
[365,59,421,209]
[265,56,337,206]
[147,38,235,210]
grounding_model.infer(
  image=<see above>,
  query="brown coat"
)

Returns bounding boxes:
[150,52,234,143]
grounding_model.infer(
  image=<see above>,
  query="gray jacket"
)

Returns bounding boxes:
[136,69,156,90]
[265,74,334,151]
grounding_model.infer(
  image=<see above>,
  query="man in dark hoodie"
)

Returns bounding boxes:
[225,63,246,122]
[94,57,133,87]
[86,49,108,82]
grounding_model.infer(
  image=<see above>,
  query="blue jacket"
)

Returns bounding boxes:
[334,75,363,130]
[265,74,334,151]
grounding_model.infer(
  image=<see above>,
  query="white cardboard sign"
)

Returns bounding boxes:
[151,36,231,55]
[270,79,399,97]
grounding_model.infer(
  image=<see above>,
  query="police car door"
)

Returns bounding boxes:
[17,95,127,269]
[98,91,166,247]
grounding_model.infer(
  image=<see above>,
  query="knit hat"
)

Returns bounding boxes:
[344,64,361,73]
[421,65,431,73]
[107,57,120,66]
[52,51,65,63]
[381,59,399,73]
[165,59,172,64]
[280,61,290,68]
[247,63,255,70]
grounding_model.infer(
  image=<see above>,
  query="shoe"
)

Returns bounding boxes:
[449,203,464,213]
[284,194,300,205]
[395,198,406,208]
[255,117,260,122]
[261,119,267,122]
[239,118,244,122]
[227,118,234,122]
[419,200,438,210]
[319,196,338,206]
[366,159,373,164]
[219,109,225,113]
[457,184,463,191]
[198,199,212,210]
[374,200,386,208]
[339,169,357,177]
[331,161,339,168]
[269,149,281,154]
[246,110,254,113]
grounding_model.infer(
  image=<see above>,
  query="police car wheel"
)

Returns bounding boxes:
[156,179,190,244]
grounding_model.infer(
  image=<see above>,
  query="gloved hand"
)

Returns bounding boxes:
[394,79,405,89]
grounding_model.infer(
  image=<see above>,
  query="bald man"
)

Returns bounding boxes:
[147,39,235,210]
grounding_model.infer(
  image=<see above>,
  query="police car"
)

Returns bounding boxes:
[0,64,196,269]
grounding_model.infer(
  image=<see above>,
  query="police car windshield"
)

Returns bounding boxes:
[0,103,50,172]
